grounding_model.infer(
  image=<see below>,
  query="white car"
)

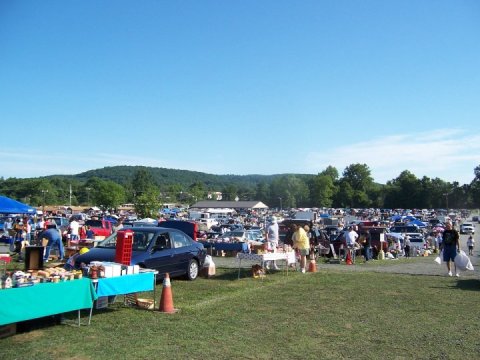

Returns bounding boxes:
[460,223,475,235]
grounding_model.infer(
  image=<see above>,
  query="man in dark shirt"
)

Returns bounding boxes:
[441,222,460,276]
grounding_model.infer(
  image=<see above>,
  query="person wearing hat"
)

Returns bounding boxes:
[265,216,280,270]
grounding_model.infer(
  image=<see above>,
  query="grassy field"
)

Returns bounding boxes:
[2,266,480,360]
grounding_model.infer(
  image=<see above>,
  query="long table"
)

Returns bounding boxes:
[236,252,296,278]
[87,271,157,324]
[0,278,98,326]
[94,272,155,297]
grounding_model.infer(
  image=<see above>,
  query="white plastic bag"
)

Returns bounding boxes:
[204,255,212,267]
[434,251,442,265]
[454,250,474,271]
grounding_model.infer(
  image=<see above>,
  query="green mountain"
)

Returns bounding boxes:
[55,166,306,188]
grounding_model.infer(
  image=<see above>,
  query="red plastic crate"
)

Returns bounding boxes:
[115,230,134,265]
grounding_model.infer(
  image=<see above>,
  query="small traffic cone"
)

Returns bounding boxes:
[346,252,353,265]
[159,273,177,313]
[308,259,317,273]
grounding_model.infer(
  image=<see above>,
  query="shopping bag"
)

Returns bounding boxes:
[204,255,212,267]
[434,256,442,265]
[454,250,474,271]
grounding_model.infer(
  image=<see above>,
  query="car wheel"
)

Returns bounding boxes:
[186,259,199,281]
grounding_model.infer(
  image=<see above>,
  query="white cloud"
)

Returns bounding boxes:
[305,129,480,184]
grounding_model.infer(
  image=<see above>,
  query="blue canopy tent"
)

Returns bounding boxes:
[0,196,37,215]
[406,219,427,228]
[391,215,403,222]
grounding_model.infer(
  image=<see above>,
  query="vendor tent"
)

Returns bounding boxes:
[0,196,37,215]
[406,219,427,228]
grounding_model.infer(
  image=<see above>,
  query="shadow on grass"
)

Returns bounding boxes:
[207,268,243,281]
[454,278,480,291]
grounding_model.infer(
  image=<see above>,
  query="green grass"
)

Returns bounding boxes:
[2,266,480,360]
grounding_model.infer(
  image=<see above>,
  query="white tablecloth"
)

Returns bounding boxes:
[236,252,296,278]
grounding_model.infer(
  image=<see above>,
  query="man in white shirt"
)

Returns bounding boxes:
[345,226,358,247]
[68,218,80,244]
[265,216,280,270]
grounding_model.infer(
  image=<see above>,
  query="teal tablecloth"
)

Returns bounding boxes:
[0,278,98,326]
[95,272,155,297]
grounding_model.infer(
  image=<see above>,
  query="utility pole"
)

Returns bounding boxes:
[41,189,48,213]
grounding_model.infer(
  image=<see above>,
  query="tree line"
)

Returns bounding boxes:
[1,164,479,218]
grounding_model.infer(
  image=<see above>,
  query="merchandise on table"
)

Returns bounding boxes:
[79,261,140,279]
[1,268,83,289]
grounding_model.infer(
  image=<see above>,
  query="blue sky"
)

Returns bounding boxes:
[1,1,479,185]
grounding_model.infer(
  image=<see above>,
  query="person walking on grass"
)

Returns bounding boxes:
[441,222,460,277]
[467,235,474,256]
[404,234,411,258]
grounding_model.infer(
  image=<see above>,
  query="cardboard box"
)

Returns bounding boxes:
[95,296,109,309]
[101,262,122,277]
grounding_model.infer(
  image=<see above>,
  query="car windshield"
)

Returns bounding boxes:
[96,230,157,251]
[85,220,103,228]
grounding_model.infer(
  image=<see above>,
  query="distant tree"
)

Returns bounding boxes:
[388,170,421,208]
[321,165,339,181]
[310,174,336,208]
[338,164,373,207]
[222,184,238,201]
[255,182,270,204]
[131,168,157,194]
[271,175,309,208]
[92,179,125,211]
[333,180,354,208]
[342,163,373,192]
[134,188,161,219]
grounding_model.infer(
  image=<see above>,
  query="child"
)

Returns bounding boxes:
[467,235,474,256]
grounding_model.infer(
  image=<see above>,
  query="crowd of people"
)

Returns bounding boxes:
[1,215,102,263]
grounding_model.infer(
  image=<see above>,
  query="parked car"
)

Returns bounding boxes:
[460,223,475,235]
[75,226,207,280]
[84,219,113,238]
[389,225,425,250]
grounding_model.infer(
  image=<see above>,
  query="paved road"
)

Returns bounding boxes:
[212,231,479,278]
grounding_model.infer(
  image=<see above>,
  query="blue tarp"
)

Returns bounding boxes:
[0,196,37,215]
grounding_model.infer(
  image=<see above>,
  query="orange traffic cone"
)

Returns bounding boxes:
[308,259,317,273]
[346,252,353,265]
[159,273,177,313]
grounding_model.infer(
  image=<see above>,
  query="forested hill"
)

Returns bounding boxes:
[68,166,304,188]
